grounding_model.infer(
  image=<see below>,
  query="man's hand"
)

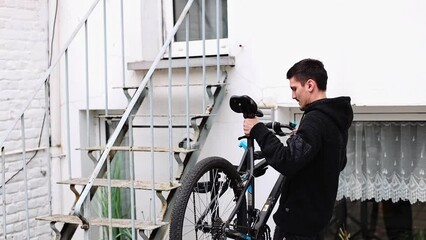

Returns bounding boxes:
[243,117,260,135]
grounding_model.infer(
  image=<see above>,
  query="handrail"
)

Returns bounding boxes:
[72,0,196,224]
[0,0,102,148]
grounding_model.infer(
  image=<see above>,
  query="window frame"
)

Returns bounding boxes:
[288,105,426,123]
[162,0,229,58]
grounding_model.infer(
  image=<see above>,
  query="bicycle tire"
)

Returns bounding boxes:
[170,156,247,240]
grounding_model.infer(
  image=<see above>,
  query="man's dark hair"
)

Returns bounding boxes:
[286,58,328,91]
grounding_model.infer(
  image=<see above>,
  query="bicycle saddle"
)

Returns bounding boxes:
[229,95,263,118]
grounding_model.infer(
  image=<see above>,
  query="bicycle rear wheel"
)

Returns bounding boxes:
[170,156,247,240]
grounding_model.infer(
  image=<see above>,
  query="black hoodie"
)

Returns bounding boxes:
[250,97,353,236]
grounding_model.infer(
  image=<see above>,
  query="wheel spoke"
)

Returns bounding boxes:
[170,157,247,240]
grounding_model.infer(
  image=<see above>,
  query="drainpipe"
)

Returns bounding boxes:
[48,0,64,215]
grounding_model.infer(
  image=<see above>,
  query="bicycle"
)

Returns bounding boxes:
[169,95,297,240]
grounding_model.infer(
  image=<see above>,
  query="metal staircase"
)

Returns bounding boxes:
[37,71,230,239]
[1,0,234,239]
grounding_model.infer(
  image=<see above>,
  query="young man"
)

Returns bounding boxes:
[243,59,353,240]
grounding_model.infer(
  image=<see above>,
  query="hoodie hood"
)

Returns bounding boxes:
[304,97,354,131]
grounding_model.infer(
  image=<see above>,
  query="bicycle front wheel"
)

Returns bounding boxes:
[170,156,247,240]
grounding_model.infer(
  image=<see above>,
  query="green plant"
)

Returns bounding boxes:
[99,156,132,240]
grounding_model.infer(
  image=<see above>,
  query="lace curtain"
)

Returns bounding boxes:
[337,122,426,203]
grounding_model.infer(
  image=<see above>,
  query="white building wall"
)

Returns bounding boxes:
[224,0,426,106]
[0,0,51,239]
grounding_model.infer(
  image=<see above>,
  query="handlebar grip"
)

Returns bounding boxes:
[265,121,297,130]
[265,121,297,136]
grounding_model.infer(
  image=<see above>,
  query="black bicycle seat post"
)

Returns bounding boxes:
[247,136,255,174]
[245,118,256,225]
[244,113,256,175]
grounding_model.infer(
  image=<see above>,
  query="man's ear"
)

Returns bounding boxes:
[306,79,316,92]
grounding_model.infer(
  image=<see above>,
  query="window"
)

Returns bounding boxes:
[288,106,426,238]
[329,120,426,240]
[163,0,229,57]
[291,106,426,202]
[335,106,426,203]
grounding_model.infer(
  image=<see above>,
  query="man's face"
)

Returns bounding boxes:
[289,77,310,110]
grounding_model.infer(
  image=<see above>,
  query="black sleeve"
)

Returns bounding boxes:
[250,114,323,178]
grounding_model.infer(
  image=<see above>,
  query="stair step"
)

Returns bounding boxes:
[77,146,198,153]
[58,178,180,191]
[37,214,166,230]
[96,113,213,119]
[114,82,226,90]
[131,124,191,128]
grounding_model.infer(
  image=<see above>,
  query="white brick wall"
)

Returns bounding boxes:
[0,0,52,239]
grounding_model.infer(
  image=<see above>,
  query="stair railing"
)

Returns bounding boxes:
[0,0,104,238]
[72,0,197,227]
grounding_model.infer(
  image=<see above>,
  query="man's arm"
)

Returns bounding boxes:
[249,115,323,178]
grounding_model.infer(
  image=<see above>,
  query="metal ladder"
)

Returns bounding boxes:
[12,0,234,239]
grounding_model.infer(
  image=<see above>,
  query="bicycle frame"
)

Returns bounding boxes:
[222,134,285,239]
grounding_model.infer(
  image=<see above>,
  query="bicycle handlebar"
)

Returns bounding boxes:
[265,121,297,130]
[265,121,297,136]
[231,95,297,139]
